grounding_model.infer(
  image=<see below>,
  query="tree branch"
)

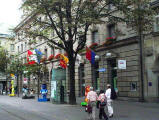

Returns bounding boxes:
[43,3,63,40]
[66,0,73,38]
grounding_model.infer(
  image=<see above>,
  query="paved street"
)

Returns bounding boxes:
[0,95,159,120]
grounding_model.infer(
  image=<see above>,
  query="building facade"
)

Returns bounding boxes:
[0,33,16,95]
[13,0,159,103]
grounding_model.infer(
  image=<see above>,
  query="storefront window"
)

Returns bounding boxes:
[130,82,137,91]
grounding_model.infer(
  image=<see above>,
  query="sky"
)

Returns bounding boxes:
[0,0,23,34]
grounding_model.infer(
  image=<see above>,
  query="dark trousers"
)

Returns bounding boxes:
[99,107,108,120]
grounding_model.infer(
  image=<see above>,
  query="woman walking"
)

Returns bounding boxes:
[98,90,108,120]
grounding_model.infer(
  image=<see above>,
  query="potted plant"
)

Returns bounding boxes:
[102,36,116,46]
[48,54,54,61]
[89,43,98,49]
[40,57,47,63]
[54,53,61,59]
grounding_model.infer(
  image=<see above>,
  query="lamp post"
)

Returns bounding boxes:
[138,4,144,102]
[17,64,19,97]
[4,50,8,95]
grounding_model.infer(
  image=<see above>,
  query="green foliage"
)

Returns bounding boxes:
[7,59,24,75]
[21,0,130,55]
[23,63,42,76]
[122,0,156,34]
[0,47,10,73]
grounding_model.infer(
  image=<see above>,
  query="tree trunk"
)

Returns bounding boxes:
[68,57,76,104]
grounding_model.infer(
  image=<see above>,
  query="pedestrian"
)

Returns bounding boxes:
[98,90,108,120]
[9,85,12,94]
[86,87,98,120]
[105,84,113,118]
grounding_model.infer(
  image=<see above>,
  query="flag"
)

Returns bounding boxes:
[10,74,14,77]
[35,49,42,56]
[91,51,96,64]
[61,54,69,64]
[85,47,96,64]
[59,60,67,69]
[86,47,91,61]
[35,49,43,63]
[27,50,38,64]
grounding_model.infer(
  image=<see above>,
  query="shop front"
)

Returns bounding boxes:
[51,68,66,103]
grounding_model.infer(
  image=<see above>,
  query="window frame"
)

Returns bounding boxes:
[92,30,99,43]
[154,15,159,32]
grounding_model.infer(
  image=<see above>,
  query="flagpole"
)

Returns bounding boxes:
[38,70,40,99]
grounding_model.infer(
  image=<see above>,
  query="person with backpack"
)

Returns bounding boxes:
[105,84,117,118]
[98,90,108,120]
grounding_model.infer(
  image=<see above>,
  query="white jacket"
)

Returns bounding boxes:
[105,88,112,101]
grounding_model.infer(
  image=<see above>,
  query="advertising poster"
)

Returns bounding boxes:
[51,81,56,99]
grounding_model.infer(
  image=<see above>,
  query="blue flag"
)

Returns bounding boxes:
[91,51,96,64]
[35,49,43,63]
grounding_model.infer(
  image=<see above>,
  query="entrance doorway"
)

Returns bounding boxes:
[51,68,66,103]
[92,61,99,90]
[107,59,117,88]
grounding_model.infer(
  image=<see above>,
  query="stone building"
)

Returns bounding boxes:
[77,0,159,102]
[14,0,159,103]
[0,33,15,95]
[14,13,71,103]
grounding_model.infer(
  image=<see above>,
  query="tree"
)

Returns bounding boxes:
[21,0,131,104]
[0,47,10,94]
[7,57,24,96]
[24,62,49,98]
[0,47,10,73]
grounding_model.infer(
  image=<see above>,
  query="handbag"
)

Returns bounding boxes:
[85,104,92,113]
[100,101,106,106]
[96,101,100,109]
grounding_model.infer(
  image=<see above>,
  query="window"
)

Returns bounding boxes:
[108,24,115,37]
[52,30,55,37]
[154,15,159,32]
[51,47,55,55]
[25,42,27,51]
[130,82,137,91]
[45,48,47,58]
[10,44,14,51]
[18,46,19,53]
[10,55,14,61]
[78,35,84,44]
[59,49,62,54]
[92,31,99,43]
[108,3,113,10]
[21,44,23,52]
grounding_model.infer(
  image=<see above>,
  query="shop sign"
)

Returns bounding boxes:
[98,68,106,72]
[118,60,126,69]
[23,78,28,84]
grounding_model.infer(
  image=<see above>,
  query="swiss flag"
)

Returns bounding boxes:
[27,50,36,64]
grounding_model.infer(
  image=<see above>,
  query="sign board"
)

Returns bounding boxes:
[98,68,106,72]
[23,78,28,84]
[118,60,126,69]
[24,71,28,74]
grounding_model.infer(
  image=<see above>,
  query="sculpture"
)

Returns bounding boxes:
[38,84,48,102]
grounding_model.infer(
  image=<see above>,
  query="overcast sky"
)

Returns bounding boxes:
[0,0,22,34]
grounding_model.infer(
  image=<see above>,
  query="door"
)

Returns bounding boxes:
[107,59,117,88]
[51,68,66,103]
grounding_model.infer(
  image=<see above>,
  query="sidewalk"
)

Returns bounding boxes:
[0,95,159,120]
[76,97,159,120]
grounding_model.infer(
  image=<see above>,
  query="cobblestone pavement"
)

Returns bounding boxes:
[0,95,159,120]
